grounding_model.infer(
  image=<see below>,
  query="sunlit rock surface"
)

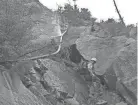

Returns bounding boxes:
[76,33,137,104]
[62,26,91,47]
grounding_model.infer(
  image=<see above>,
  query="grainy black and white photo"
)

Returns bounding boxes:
[0,0,137,105]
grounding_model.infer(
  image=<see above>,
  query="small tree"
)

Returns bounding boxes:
[73,0,77,10]
[80,8,91,20]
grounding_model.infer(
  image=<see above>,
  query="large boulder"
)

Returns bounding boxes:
[62,26,91,47]
[0,70,50,105]
[0,0,65,104]
[0,0,62,61]
[40,58,89,105]
[76,31,137,105]
[114,39,137,105]
[76,34,128,74]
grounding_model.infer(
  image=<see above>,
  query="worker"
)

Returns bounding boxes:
[87,58,97,76]
[87,58,108,89]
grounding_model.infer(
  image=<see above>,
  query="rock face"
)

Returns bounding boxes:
[0,71,50,105]
[0,1,137,105]
[76,31,137,105]
[114,40,137,105]
[62,26,91,47]
[0,0,62,61]
[0,0,62,105]
[40,58,89,105]
[116,102,127,105]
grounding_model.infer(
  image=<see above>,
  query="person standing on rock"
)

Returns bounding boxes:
[87,58,97,76]
[87,58,108,89]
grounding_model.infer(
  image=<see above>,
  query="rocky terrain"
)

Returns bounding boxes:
[0,0,137,105]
